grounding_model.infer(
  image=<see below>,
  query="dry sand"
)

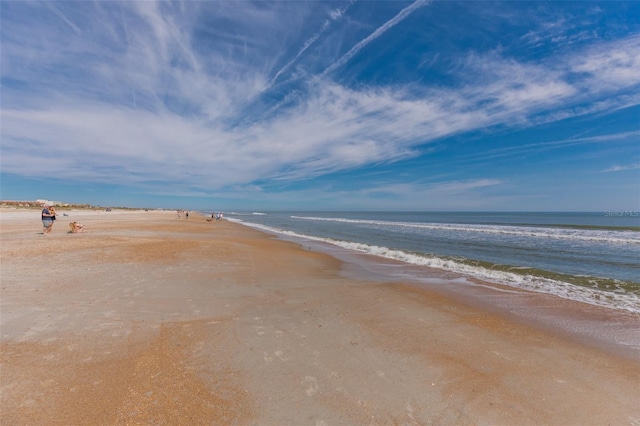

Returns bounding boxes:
[1,209,639,425]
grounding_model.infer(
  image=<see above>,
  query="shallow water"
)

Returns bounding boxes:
[223,211,640,314]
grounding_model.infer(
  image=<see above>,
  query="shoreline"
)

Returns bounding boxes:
[225,212,640,315]
[1,209,639,424]
[245,220,640,361]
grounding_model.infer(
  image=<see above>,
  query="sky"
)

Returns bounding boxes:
[1,1,639,211]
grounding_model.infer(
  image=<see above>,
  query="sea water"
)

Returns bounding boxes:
[224,211,640,314]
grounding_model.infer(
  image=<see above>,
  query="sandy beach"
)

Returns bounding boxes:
[1,209,638,425]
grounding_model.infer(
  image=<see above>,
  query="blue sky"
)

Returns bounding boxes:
[1,1,639,211]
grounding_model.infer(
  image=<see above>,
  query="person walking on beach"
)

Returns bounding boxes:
[41,205,54,234]
[49,206,57,231]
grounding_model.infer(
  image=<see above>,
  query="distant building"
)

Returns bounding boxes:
[36,199,64,206]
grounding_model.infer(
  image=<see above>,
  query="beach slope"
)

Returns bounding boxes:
[1,210,638,424]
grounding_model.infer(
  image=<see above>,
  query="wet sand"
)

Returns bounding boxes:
[1,209,639,425]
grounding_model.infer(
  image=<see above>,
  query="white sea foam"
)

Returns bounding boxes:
[226,212,266,216]
[228,217,640,313]
[290,216,640,245]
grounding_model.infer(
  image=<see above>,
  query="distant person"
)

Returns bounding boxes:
[185,211,189,219]
[69,221,86,233]
[41,205,54,234]
[49,207,57,231]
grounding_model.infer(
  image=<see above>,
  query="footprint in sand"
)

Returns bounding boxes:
[302,376,319,396]
[275,351,287,361]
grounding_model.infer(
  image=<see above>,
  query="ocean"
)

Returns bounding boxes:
[224,211,640,315]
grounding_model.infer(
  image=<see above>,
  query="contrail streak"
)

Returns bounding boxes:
[320,0,429,78]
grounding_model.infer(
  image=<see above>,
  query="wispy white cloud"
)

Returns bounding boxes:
[320,0,429,77]
[1,1,638,205]
[267,3,353,90]
[601,163,640,173]
[44,1,82,35]
[429,179,503,193]
[571,35,640,90]
[226,178,507,211]
[519,3,606,50]
[453,131,640,165]
[359,178,503,200]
